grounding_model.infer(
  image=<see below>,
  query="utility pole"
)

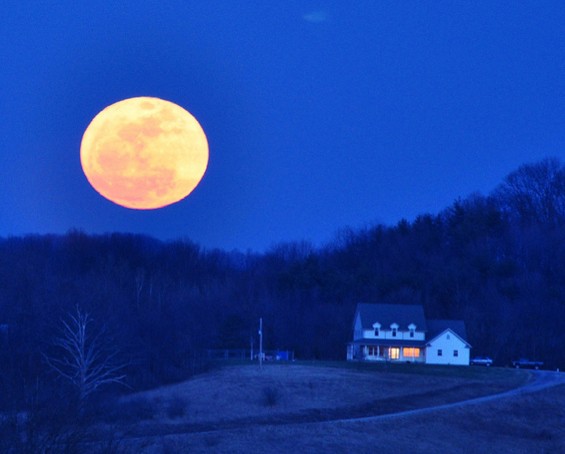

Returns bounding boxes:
[259,317,263,369]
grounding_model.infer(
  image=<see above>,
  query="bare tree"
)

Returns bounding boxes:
[495,158,565,226]
[44,306,127,408]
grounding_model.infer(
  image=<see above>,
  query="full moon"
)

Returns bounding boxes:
[80,97,208,209]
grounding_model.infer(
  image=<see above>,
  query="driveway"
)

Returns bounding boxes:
[339,369,565,424]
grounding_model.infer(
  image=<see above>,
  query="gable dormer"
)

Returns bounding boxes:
[408,323,416,338]
[372,322,381,337]
[390,323,399,337]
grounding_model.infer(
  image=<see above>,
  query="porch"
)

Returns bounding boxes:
[347,340,426,363]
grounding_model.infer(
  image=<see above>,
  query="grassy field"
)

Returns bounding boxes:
[157,383,564,454]
[78,361,565,453]
[116,361,527,425]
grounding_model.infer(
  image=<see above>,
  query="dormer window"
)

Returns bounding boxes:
[408,323,416,338]
[390,323,399,337]
[373,322,381,337]
[392,328,397,337]
[410,329,415,338]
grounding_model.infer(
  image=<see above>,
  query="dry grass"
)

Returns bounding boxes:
[118,362,522,425]
[88,362,564,453]
[137,383,565,454]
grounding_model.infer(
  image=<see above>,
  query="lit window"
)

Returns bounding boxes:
[454,350,459,357]
[390,347,400,360]
[438,349,443,356]
[403,347,420,358]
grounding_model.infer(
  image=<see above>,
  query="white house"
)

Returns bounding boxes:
[347,303,471,366]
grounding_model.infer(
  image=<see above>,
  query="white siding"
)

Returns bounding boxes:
[425,331,470,366]
[353,313,363,340]
[399,330,425,341]
[362,329,425,340]
[347,344,354,360]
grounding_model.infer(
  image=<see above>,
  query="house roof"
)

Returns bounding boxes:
[426,319,469,344]
[355,303,427,331]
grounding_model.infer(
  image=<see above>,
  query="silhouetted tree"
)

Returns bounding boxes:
[495,158,565,226]
[43,306,127,410]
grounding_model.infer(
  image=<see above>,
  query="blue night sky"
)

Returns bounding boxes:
[1,1,563,252]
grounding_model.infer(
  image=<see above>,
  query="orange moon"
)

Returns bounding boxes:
[80,97,208,209]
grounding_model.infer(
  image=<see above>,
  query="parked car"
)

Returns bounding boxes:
[470,356,493,367]
[512,358,543,369]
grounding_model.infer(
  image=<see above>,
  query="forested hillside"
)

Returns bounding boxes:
[1,158,564,412]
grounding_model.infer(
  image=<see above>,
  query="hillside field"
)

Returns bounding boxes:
[85,362,565,453]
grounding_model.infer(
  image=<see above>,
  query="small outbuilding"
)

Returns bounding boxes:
[425,319,471,366]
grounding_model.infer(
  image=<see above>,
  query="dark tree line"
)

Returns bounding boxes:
[1,158,564,417]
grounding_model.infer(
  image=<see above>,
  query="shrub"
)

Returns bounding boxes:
[165,399,188,419]
[261,386,281,407]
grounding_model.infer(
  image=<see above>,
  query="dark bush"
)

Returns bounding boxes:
[165,398,188,419]
[261,386,281,407]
